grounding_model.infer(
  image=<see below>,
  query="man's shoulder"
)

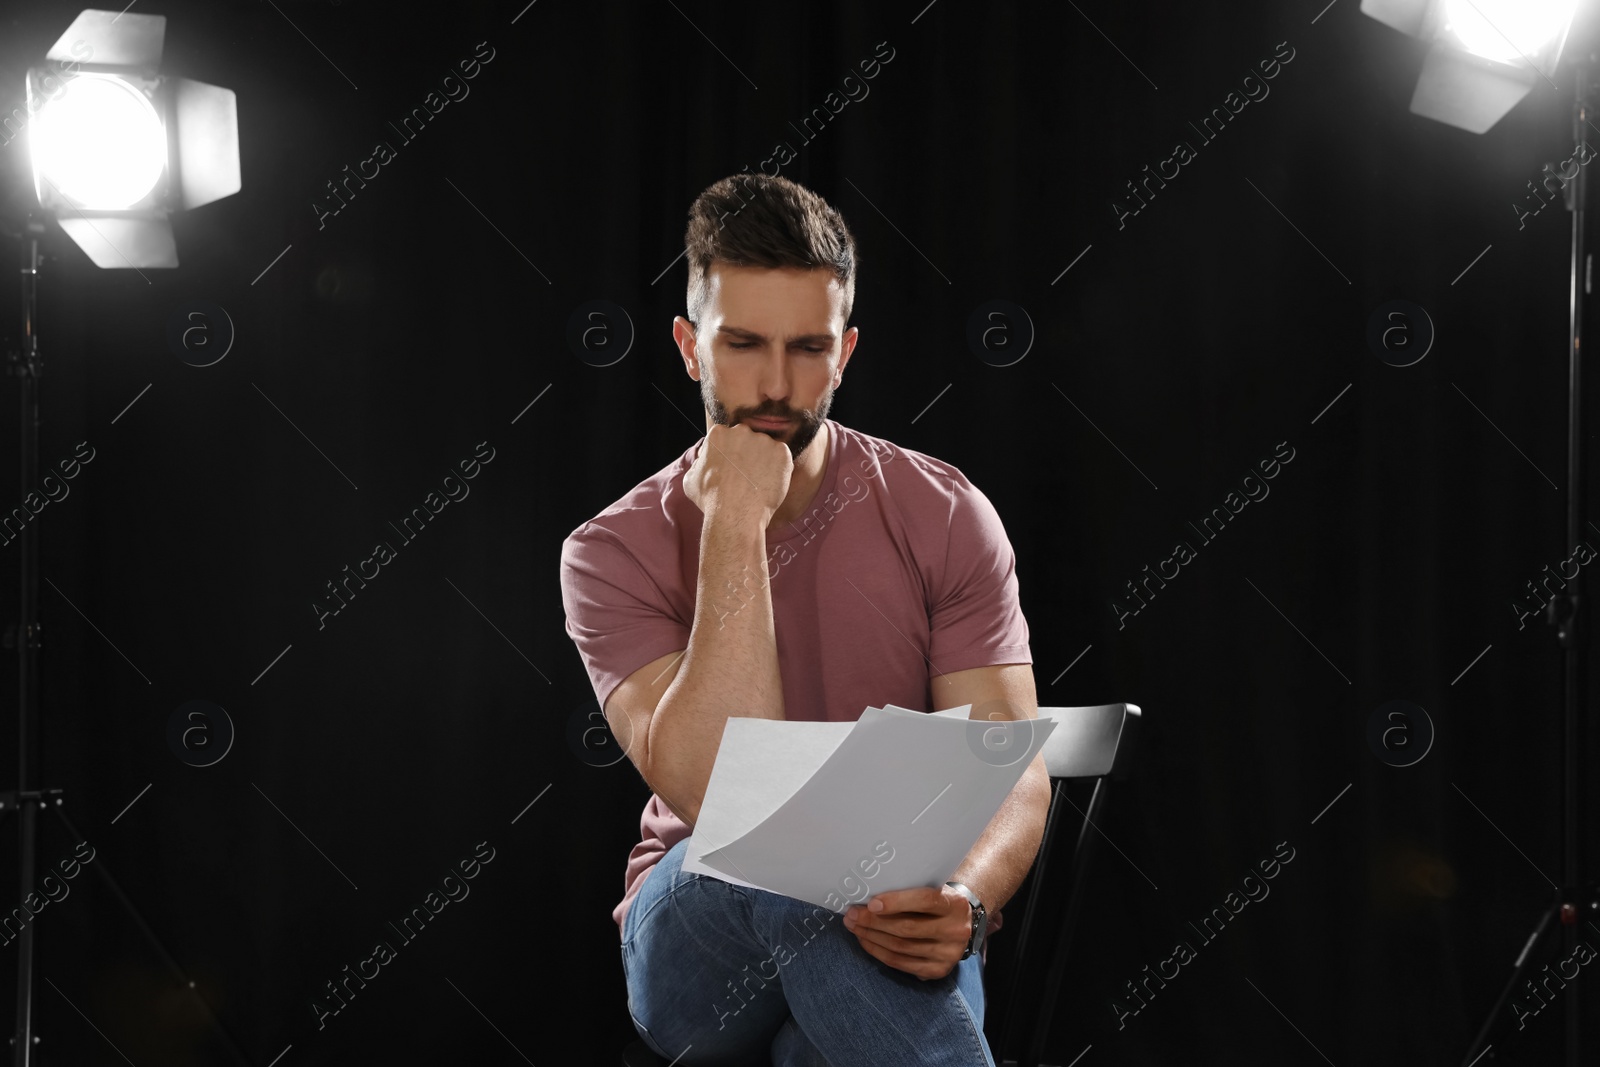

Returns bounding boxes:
[834,420,981,501]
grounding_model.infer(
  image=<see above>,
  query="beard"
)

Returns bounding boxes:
[701,374,834,461]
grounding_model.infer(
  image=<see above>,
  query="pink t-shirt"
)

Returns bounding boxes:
[559,418,1032,949]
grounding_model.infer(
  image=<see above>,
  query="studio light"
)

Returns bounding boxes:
[1366,3,1600,1065]
[2,11,248,1067]
[1361,0,1581,132]
[23,8,240,268]
[31,73,168,210]
[1439,0,1577,63]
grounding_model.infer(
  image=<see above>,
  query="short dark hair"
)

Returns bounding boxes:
[683,173,858,331]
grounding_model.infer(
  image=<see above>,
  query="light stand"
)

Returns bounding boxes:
[1458,51,1600,1067]
[5,214,45,1067]
[1360,4,1597,1058]
[0,8,243,1064]
[1,219,260,1067]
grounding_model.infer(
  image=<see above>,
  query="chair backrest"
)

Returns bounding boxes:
[1035,703,1141,779]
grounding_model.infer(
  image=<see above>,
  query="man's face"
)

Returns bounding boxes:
[677,263,857,462]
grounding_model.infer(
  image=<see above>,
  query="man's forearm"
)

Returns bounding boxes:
[646,509,784,830]
[949,752,1051,916]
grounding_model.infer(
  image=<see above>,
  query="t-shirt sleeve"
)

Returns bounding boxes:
[560,522,690,711]
[926,474,1032,676]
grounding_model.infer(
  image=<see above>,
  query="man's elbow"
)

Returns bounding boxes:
[643,752,703,831]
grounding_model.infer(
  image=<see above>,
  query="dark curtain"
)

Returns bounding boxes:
[0,0,1593,1063]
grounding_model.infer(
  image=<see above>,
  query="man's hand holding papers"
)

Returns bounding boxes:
[842,885,973,980]
[683,702,1054,980]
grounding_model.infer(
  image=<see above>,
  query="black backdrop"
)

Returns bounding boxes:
[0,0,1596,1064]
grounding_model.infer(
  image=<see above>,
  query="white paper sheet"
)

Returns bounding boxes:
[681,704,1054,912]
[681,717,862,890]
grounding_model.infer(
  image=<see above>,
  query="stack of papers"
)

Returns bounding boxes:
[682,704,1056,912]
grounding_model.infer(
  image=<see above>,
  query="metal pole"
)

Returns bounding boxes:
[1558,52,1589,1067]
[12,219,44,1067]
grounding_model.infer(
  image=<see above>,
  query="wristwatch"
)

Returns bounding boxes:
[945,880,986,960]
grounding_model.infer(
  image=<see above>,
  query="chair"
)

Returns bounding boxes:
[993,702,1141,1067]
[619,703,1143,1067]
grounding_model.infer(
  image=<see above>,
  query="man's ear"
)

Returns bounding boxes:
[835,325,860,384]
[673,316,701,379]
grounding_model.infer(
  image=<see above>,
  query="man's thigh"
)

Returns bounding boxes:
[623,839,992,1066]
[622,839,792,1065]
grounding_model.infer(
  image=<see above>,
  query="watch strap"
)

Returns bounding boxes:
[944,880,985,960]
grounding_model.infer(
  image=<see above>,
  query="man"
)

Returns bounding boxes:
[560,173,1049,1066]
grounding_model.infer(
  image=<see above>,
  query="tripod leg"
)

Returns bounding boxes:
[48,805,257,1066]
[1461,905,1556,1066]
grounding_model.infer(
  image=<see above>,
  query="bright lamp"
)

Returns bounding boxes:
[24,8,240,268]
[1361,0,1581,132]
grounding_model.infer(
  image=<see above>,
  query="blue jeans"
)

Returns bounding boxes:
[622,837,995,1067]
